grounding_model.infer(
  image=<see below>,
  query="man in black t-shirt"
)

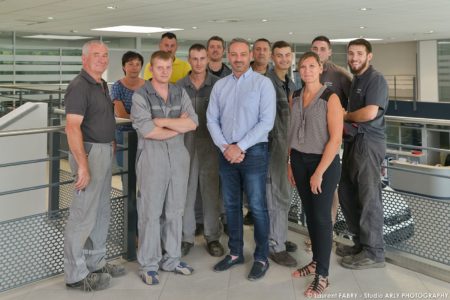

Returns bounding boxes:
[64,40,125,291]
[338,39,389,270]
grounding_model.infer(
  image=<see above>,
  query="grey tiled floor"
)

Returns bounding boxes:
[1,228,449,300]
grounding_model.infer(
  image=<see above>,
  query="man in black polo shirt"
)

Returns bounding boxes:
[339,39,389,269]
[207,36,232,78]
[64,40,125,291]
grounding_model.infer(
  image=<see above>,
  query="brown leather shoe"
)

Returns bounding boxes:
[269,251,297,267]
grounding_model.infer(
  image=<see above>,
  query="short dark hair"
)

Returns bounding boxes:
[150,50,173,65]
[311,35,331,47]
[298,51,321,68]
[347,38,372,53]
[253,38,271,49]
[272,40,292,52]
[228,38,250,52]
[189,43,207,56]
[207,36,225,49]
[121,51,144,75]
[161,32,177,40]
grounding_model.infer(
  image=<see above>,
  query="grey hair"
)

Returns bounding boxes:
[82,40,108,56]
[227,38,251,52]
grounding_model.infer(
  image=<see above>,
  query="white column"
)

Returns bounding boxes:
[418,40,439,102]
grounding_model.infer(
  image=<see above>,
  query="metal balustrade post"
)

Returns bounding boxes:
[48,113,61,213]
[126,131,138,260]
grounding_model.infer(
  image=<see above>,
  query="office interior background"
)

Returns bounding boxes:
[0,0,450,298]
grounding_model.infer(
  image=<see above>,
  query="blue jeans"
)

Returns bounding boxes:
[219,142,270,262]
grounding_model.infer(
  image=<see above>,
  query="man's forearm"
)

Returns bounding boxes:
[145,127,179,140]
[154,117,197,133]
[345,105,379,123]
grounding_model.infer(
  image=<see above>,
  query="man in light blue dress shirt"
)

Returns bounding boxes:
[207,38,276,281]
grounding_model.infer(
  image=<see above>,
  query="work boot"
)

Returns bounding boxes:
[181,241,194,256]
[269,251,297,267]
[207,240,225,257]
[335,244,361,257]
[341,251,385,270]
[66,273,111,291]
[94,262,126,277]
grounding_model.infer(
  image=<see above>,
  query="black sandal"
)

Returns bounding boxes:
[292,261,316,278]
[304,274,329,297]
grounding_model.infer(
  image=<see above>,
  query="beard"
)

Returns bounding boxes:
[348,58,369,75]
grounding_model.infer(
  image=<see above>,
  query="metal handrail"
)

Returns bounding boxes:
[386,115,450,126]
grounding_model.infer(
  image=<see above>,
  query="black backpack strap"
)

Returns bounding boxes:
[320,87,333,102]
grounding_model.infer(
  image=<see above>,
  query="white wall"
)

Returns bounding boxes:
[372,42,417,76]
[418,40,439,102]
[0,103,48,221]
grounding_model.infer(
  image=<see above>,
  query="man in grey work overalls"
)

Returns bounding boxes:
[265,41,297,268]
[177,43,224,257]
[131,50,198,285]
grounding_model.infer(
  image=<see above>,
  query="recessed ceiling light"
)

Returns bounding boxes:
[359,26,366,29]
[208,19,241,23]
[192,26,198,29]
[330,38,383,43]
[91,25,183,34]
[107,5,117,9]
[359,7,371,11]
[425,30,435,34]
[47,17,54,20]
[22,34,92,40]
[288,32,293,35]
[261,19,268,22]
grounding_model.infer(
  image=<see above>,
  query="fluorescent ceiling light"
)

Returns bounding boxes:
[92,25,183,33]
[330,38,383,43]
[22,34,92,40]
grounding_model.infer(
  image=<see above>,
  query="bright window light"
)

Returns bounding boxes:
[22,35,92,40]
[91,26,183,33]
[330,38,383,43]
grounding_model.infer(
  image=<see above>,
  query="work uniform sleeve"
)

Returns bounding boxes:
[365,74,388,111]
[180,88,198,126]
[130,92,156,137]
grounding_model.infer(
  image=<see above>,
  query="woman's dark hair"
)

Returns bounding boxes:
[121,51,144,75]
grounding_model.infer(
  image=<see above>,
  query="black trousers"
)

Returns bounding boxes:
[338,133,385,261]
[291,150,341,276]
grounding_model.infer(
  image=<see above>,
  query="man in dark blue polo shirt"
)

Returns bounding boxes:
[339,39,389,270]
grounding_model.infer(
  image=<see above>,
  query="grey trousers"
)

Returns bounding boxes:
[267,136,291,253]
[338,134,386,261]
[136,144,189,273]
[183,139,221,243]
[64,143,113,284]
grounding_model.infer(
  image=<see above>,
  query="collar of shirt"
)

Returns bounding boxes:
[232,67,253,81]
[184,71,214,90]
[80,68,104,85]
[354,65,374,80]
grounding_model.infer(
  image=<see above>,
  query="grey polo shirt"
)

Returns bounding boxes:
[266,69,295,139]
[65,69,116,143]
[321,61,352,109]
[177,72,219,139]
[348,65,389,141]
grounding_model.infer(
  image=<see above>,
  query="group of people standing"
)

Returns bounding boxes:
[63,31,389,298]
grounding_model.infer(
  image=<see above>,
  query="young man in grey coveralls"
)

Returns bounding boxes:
[177,44,224,257]
[64,40,126,292]
[265,41,297,267]
[131,51,198,285]
[339,39,389,269]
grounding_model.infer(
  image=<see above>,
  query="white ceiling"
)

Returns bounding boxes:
[1,0,450,44]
